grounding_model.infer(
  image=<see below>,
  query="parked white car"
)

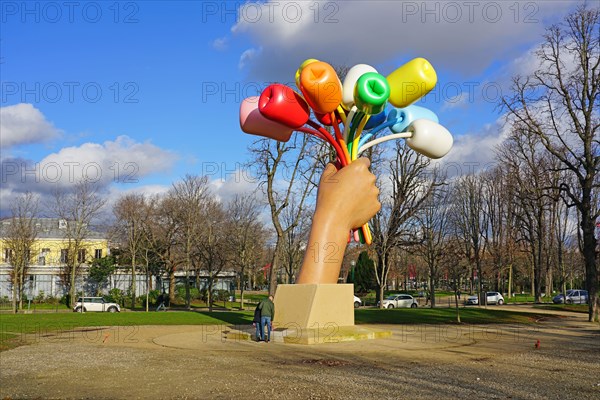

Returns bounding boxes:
[73,297,120,313]
[353,296,362,308]
[379,294,418,309]
[466,292,505,305]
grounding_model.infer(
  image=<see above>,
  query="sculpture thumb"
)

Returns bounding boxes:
[319,163,339,185]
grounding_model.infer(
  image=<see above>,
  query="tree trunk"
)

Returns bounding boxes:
[268,239,281,296]
[454,289,461,324]
[530,261,535,302]
[476,257,483,308]
[145,268,149,313]
[185,268,191,309]
[508,264,513,299]
[580,209,598,322]
[131,254,136,309]
[239,266,246,310]
[11,274,17,314]
[168,268,176,304]
[376,253,387,309]
[18,271,24,310]
[70,265,76,309]
[429,273,436,309]
[469,267,474,294]
[534,218,543,303]
[207,278,213,312]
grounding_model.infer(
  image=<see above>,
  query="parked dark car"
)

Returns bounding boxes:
[552,290,588,304]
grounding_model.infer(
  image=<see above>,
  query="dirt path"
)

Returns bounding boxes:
[1,308,598,399]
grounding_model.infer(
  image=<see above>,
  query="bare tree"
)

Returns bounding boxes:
[249,136,320,295]
[502,5,599,321]
[3,193,39,313]
[280,199,311,284]
[552,175,577,304]
[441,238,469,323]
[171,175,210,309]
[193,200,230,312]
[226,193,266,309]
[414,182,450,308]
[113,193,149,309]
[451,175,488,306]
[370,142,439,308]
[497,130,554,303]
[145,194,183,304]
[50,181,106,308]
[482,167,510,294]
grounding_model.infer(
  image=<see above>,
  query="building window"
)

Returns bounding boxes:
[38,248,50,266]
[78,249,86,263]
[60,249,69,264]
[94,249,102,259]
[3,249,12,263]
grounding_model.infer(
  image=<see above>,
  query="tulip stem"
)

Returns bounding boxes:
[358,132,413,156]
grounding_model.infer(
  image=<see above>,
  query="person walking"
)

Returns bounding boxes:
[156,291,167,311]
[258,295,275,343]
[253,302,262,341]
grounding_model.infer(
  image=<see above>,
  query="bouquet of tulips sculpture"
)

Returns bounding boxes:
[239,58,453,245]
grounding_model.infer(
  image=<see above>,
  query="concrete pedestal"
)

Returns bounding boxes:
[271,283,391,345]
[273,284,354,330]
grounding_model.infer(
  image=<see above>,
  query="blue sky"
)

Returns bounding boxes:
[0,1,582,214]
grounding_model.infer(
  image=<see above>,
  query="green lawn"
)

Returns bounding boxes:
[0,303,70,311]
[1,307,549,349]
[239,293,268,302]
[0,311,255,350]
[505,294,553,304]
[355,308,549,325]
[0,310,254,332]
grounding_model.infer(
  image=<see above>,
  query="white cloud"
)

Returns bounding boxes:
[212,36,229,51]
[0,136,178,216]
[102,184,171,215]
[32,135,178,187]
[434,118,509,177]
[441,93,468,111]
[0,103,61,149]
[208,168,261,203]
[238,48,260,70]
[229,0,577,80]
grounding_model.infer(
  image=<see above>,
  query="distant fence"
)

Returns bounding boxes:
[0,298,72,313]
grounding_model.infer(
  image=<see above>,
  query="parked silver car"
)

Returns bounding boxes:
[552,290,588,304]
[73,297,120,313]
[466,292,505,305]
[379,294,418,309]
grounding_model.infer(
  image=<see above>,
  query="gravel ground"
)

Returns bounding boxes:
[0,308,598,399]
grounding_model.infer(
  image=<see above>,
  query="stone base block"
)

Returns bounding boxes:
[273,284,354,330]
